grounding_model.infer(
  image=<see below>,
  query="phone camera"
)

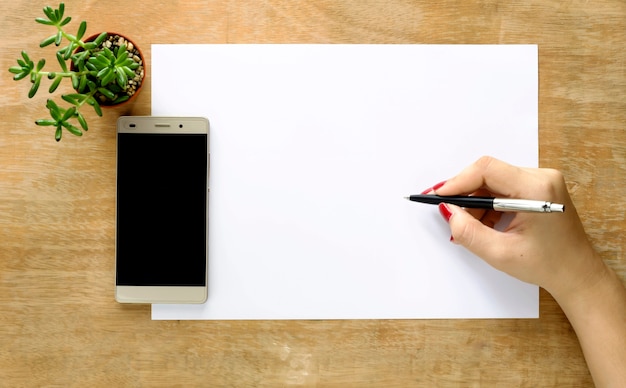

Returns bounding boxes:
[179,124,184,128]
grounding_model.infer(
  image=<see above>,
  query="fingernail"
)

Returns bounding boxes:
[449,235,455,242]
[421,180,446,195]
[438,202,453,222]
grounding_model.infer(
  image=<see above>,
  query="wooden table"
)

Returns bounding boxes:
[1,1,624,386]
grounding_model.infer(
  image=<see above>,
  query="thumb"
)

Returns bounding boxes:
[442,203,507,264]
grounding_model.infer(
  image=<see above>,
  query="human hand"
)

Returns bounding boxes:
[426,156,607,301]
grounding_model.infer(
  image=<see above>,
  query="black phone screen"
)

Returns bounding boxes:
[116,132,207,286]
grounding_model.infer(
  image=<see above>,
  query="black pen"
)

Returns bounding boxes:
[404,194,565,213]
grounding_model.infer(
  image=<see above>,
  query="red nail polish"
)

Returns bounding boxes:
[432,181,446,192]
[438,203,453,222]
[421,180,447,195]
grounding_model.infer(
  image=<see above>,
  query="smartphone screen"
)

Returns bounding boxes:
[115,117,209,303]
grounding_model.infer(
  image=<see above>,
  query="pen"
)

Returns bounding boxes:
[404,194,565,213]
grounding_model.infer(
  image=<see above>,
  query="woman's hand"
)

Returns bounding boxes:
[426,156,626,386]
[427,155,605,301]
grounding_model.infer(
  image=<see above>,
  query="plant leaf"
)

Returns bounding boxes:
[93,32,108,46]
[60,16,72,27]
[47,99,62,121]
[115,45,128,62]
[49,76,63,93]
[100,68,115,86]
[116,69,128,89]
[102,47,114,60]
[85,61,97,72]
[21,51,31,64]
[98,58,112,68]
[55,125,62,141]
[112,95,130,104]
[65,93,86,100]
[60,46,71,60]
[62,121,83,137]
[66,42,76,59]
[76,21,87,40]
[13,72,30,81]
[122,66,135,78]
[55,31,63,46]
[56,52,68,72]
[42,6,56,23]
[87,57,99,67]
[87,97,102,116]
[35,119,57,126]
[94,102,103,116]
[78,74,88,92]
[36,58,46,72]
[61,106,77,122]
[86,80,96,91]
[64,47,74,61]
[40,34,57,47]
[116,51,129,66]
[96,66,109,79]
[61,94,78,105]
[97,87,115,100]
[72,51,89,66]
[76,112,88,131]
[28,74,43,98]
[89,56,106,68]
[35,17,55,26]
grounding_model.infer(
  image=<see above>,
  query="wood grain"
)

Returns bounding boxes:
[1,1,624,386]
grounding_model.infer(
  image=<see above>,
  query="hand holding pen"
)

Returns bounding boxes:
[416,156,588,292]
[417,156,626,386]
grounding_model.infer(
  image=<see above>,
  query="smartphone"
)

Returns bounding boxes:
[115,116,209,303]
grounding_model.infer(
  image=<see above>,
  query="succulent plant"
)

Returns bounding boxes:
[8,3,143,141]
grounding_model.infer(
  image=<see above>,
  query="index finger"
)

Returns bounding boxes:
[435,156,531,198]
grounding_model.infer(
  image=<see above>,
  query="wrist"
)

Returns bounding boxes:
[547,256,626,387]
[549,253,621,314]
[545,250,612,307]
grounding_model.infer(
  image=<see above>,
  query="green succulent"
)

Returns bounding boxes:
[8,3,141,141]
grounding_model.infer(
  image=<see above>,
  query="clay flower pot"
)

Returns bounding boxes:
[71,32,145,108]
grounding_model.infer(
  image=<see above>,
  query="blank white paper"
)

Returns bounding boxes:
[150,44,538,320]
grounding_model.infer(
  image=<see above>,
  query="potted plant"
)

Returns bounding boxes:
[8,3,145,141]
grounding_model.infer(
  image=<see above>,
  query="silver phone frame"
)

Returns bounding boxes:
[115,116,209,304]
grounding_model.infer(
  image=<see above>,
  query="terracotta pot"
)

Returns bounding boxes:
[71,32,145,107]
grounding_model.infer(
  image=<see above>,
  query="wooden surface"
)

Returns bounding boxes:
[1,1,624,386]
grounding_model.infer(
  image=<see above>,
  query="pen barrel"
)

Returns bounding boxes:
[492,199,562,212]
[408,195,494,209]
[406,195,565,213]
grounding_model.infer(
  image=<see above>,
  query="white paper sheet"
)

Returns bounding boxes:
[150,44,538,320]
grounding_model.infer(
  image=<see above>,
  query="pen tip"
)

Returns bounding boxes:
[403,196,410,200]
